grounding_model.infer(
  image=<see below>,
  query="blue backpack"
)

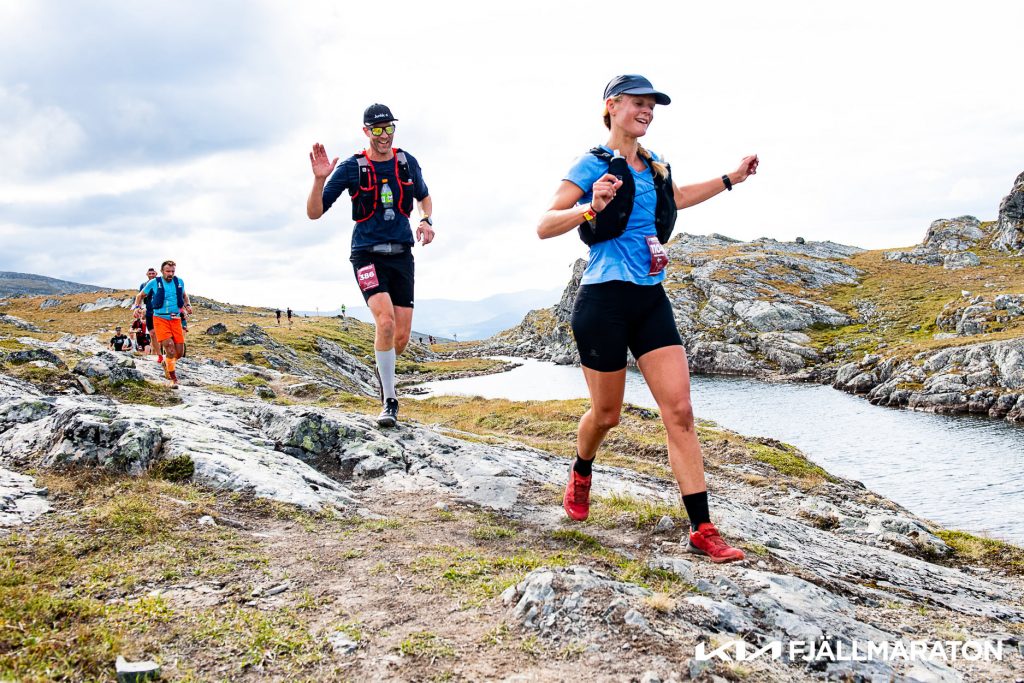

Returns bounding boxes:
[153,277,184,310]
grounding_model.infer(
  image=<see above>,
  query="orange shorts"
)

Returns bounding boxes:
[152,316,185,344]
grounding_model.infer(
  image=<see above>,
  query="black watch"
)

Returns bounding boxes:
[419,216,433,226]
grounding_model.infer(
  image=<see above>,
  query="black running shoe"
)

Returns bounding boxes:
[377,398,399,428]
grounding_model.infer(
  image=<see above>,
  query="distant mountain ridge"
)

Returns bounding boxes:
[309,288,563,341]
[0,272,111,298]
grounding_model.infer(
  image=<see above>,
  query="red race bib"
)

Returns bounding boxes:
[646,235,669,275]
[356,264,380,291]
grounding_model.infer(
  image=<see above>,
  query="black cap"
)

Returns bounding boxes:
[363,103,398,126]
[602,75,671,105]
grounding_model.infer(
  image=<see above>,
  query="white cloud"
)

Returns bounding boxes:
[0,0,1022,312]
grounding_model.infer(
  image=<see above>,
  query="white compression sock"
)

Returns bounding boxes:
[375,348,397,400]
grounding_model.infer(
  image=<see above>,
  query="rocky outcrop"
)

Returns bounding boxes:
[0,465,50,526]
[883,216,985,270]
[473,235,862,377]
[73,351,145,383]
[78,296,132,312]
[833,338,1024,422]
[0,314,43,332]
[993,171,1024,252]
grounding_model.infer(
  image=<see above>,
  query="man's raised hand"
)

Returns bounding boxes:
[310,143,339,180]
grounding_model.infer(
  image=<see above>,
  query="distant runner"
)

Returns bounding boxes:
[307,103,435,428]
[287,307,293,327]
[537,74,758,563]
[130,310,151,354]
[133,260,193,387]
[139,267,162,363]
[109,326,132,352]
[275,309,282,326]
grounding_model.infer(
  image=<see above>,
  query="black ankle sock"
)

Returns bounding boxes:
[572,453,593,477]
[682,491,711,531]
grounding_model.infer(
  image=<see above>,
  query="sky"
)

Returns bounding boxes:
[1,1,1021,311]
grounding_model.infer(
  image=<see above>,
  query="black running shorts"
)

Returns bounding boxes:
[350,250,415,307]
[570,281,683,372]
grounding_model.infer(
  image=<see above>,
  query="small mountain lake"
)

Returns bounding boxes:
[416,357,1024,544]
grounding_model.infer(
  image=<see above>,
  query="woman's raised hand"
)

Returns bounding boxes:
[733,155,759,183]
[591,173,624,213]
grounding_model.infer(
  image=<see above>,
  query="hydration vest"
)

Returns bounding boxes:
[577,147,678,246]
[153,276,184,310]
[349,149,415,223]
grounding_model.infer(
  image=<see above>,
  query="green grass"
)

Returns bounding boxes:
[0,474,324,682]
[94,378,182,407]
[935,530,1024,576]
[398,631,455,659]
[150,454,195,482]
[580,492,686,530]
[747,441,835,482]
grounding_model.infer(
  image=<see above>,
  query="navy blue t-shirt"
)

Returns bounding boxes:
[322,150,429,251]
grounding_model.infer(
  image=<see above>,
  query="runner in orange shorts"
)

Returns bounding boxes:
[132,260,193,387]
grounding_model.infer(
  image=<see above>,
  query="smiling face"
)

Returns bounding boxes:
[606,94,656,137]
[363,121,396,156]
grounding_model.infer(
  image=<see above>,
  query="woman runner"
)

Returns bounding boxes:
[537,74,758,563]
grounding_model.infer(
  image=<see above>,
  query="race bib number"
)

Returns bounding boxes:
[356,264,380,292]
[646,235,669,275]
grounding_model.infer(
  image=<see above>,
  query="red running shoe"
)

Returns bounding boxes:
[157,354,164,364]
[562,468,592,521]
[687,522,746,563]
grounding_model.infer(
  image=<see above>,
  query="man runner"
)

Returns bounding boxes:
[275,309,282,325]
[109,326,132,352]
[287,307,293,327]
[139,267,162,363]
[307,103,435,428]
[133,260,192,387]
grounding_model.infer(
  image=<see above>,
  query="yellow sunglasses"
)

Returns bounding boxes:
[369,125,396,136]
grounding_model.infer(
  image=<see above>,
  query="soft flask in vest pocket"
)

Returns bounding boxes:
[577,149,635,246]
[577,146,678,246]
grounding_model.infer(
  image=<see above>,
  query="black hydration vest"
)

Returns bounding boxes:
[349,149,415,223]
[153,277,184,310]
[577,147,678,246]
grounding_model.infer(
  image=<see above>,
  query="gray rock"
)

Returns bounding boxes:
[0,466,50,526]
[5,349,65,367]
[40,298,63,309]
[993,171,1024,252]
[74,357,112,379]
[0,314,42,332]
[80,297,131,313]
[649,556,694,584]
[655,515,675,532]
[76,376,96,395]
[114,655,160,682]
[639,671,661,683]
[327,631,359,655]
[205,323,228,335]
[197,515,216,526]
[943,251,981,270]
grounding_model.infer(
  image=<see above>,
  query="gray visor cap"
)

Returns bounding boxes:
[603,74,671,105]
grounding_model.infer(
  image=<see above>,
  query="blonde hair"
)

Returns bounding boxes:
[603,95,669,180]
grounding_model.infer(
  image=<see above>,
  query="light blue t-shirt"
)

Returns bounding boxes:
[564,146,665,286]
[140,277,185,319]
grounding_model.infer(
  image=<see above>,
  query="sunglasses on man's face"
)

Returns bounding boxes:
[369,125,396,137]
